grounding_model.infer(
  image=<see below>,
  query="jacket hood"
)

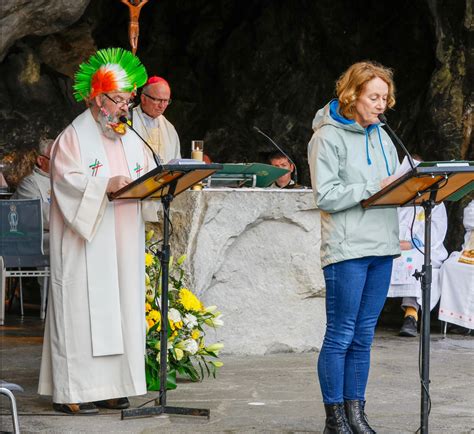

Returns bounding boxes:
[312,99,367,134]
[311,99,391,175]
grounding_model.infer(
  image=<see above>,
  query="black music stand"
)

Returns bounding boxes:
[110,163,223,420]
[361,161,474,434]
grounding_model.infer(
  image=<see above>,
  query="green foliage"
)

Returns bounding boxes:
[144,232,224,391]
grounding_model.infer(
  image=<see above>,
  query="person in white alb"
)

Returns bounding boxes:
[387,183,448,336]
[12,138,53,253]
[438,199,474,334]
[38,47,157,415]
[132,75,181,164]
[12,138,53,317]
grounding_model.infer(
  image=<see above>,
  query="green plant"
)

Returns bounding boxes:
[144,230,224,391]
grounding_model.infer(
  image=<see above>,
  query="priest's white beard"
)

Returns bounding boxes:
[97,109,122,140]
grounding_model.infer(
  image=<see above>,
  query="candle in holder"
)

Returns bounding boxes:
[191,140,205,190]
[191,140,204,161]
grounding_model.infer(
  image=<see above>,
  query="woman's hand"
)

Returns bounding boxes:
[380,175,398,189]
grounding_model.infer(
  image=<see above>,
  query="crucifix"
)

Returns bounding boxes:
[120,0,150,54]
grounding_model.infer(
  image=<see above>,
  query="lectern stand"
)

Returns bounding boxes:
[362,161,474,434]
[109,163,222,420]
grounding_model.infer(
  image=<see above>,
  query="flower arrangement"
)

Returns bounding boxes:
[144,230,224,391]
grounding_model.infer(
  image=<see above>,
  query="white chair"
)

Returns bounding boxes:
[0,199,50,324]
[0,380,23,434]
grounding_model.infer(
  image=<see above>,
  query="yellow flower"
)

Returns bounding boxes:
[170,319,183,331]
[178,288,203,312]
[146,229,154,241]
[146,318,154,329]
[145,253,154,267]
[148,309,161,323]
[211,361,224,368]
[191,329,200,340]
[145,302,152,313]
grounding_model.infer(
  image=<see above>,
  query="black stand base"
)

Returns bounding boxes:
[121,405,210,420]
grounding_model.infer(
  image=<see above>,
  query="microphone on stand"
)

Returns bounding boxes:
[253,126,298,184]
[119,115,163,170]
[378,114,415,170]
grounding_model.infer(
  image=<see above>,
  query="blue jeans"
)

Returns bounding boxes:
[318,255,393,404]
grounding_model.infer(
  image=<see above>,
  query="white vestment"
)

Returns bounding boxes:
[387,203,448,310]
[132,105,181,165]
[38,109,157,403]
[439,200,474,329]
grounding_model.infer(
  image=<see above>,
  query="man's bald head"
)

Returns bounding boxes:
[140,76,172,119]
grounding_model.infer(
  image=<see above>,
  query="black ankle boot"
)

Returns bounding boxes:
[344,400,376,433]
[323,403,353,433]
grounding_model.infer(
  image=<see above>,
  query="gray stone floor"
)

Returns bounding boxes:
[1,314,473,433]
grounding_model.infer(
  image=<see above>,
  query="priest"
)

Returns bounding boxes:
[38,48,155,415]
[132,75,181,164]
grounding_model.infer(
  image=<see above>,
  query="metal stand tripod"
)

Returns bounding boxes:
[122,189,210,420]
[414,190,437,434]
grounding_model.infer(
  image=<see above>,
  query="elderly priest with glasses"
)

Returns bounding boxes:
[38,48,158,415]
[132,75,181,164]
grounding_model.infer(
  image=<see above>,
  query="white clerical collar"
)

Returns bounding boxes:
[139,106,161,128]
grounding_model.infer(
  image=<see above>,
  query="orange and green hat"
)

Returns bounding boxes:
[73,47,148,102]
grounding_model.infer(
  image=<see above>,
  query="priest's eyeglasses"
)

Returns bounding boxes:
[103,94,135,109]
[143,93,172,105]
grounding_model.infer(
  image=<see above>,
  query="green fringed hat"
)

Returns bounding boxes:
[73,47,148,102]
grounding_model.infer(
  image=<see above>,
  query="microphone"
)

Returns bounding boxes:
[253,126,298,184]
[119,115,163,170]
[378,114,415,170]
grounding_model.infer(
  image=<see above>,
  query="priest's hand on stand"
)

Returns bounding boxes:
[400,240,413,250]
[107,175,132,193]
[380,175,398,189]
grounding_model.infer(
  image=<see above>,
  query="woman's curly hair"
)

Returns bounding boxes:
[336,61,396,119]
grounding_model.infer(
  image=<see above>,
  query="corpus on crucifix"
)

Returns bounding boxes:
[120,0,150,54]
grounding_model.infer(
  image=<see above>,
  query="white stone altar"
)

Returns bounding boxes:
[154,188,326,355]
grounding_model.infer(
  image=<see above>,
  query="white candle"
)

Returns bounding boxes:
[191,150,203,161]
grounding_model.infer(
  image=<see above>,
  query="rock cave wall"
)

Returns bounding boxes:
[0,0,472,249]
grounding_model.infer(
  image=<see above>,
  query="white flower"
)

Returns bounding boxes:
[183,313,198,329]
[205,313,224,328]
[168,308,182,323]
[183,339,199,355]
[175,348,184,361]
[205,342,224,353]
[146,287,155,303]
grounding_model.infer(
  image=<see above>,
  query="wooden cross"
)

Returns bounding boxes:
[120,0,150,54]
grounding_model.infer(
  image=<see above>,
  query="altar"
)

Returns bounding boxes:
[152,188,326,355]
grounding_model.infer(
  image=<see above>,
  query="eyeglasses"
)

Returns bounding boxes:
[104,94,135,109]
[143,93,172,105]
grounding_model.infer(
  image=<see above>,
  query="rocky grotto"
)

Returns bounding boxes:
[0,0,472,249]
